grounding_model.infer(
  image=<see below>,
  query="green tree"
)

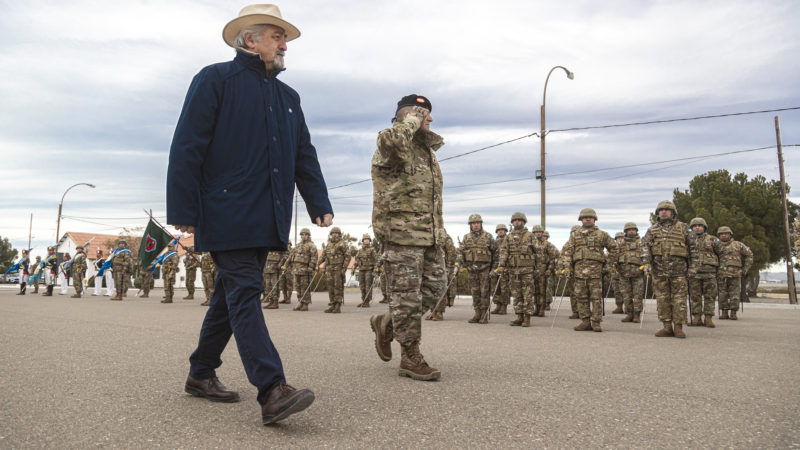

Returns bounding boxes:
[0,236,19,273]
[672,170,799,289]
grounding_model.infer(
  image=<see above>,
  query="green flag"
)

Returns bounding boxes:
[139,219,173,269]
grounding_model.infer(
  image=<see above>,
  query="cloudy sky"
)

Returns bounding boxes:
[1,0,799,258]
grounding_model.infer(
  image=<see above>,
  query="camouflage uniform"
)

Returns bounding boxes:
[318,230,350,311]
[491,225,511,312]
[31,256,42,293]
[558,240,579,317]
[641,201,695,337]
[460,220,498,320]
[111,244,133,300]
[161,248,179,302]
[544,234,559,307]
[688,219,722,321]
[262,249,288,306]
[71,249,87,297]
[532,226,554,316]
[140,268,153,297]
[200,252,217,305]
[716,228,753,315]
[353,238,378,305]
[617,225,645,321]
[183,249,199,298]
[290,234,318,306]
[279,244,293,303]
[611,232,625,313]
[496,219,536,323]
[369,100,445,380]
[443,236,458,308]
[561,219,617,329]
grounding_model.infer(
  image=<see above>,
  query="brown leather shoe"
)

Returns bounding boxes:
[370,313,393,362]
[591,321,602,332]
[261,383,315,425]
[730,310,738,320]
[185,376,240,403]
[183,294,194,300]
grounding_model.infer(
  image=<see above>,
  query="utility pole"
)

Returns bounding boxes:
[27,213,32,250]
[775,116,797,304]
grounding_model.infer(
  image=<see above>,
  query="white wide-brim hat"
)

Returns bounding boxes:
[222,4,300,47]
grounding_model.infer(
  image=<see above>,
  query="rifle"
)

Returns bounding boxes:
[640,275,650,329]
[551,274,571,328]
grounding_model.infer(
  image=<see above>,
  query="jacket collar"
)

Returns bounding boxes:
[413,130,445,152]
[234,49,285,78]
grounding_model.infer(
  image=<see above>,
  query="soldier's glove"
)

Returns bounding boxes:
[560,268,570,278]
[460,267,467,272]
[402,106,428,130]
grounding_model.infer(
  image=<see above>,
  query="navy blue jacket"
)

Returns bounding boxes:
[167,51,333,252]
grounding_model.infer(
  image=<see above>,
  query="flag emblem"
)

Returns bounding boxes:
[144,235,157,252]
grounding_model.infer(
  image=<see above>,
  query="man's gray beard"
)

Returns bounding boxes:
[272,54,285,71]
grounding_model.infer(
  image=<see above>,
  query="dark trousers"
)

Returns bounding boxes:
[189,247,286,405]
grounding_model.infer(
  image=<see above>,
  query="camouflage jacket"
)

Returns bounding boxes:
[562,225,617,279]
[371,118,445,247]
[545,241,560,275]
[717,239,753,278]
[641,218,694,278]
[533,237,555,276]
[616,236,644,279]
[111,248,132,271]
[460,230,497,272]
[71,252,87,275]
[318,238,349,272]
[290,239,318,274]
[497,227,536,273]
[162,252,179,278]
[444,238,458,268]
[200,252,215,274]
[690,232,723,278]
[184,253,200,271]
[353,244,378,271]
[264,250,288,274]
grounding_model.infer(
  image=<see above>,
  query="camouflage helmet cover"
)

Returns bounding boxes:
[510,212,527,223]
[330,226,342,234]
[543,231,550,238]
[118,239,128,245]
[615,232,625,239]
[531,225,544,233]
[362,234,371,240]
[655,200,677,215]
[689,217,708,229]
[717,226,733,236]
[495,223,508,232]
[623,222,638,231]
[300,228,311,235]
[578,208,598,220]
[468,214,483,224]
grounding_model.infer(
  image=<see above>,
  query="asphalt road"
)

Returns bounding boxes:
[1,286,798,448]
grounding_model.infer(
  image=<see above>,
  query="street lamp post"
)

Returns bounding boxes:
[55,183,96,249]
[539,65,573,229]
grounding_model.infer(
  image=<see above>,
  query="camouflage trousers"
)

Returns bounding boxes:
[113,268,128,295]
[446,269,457,305]
[358,270,374,302]
[619,275,645,313]
[654,276,688,324]
[73,272,85,295]
[380,273,390,302]
[295,273,313,304]
[280,271,292,301]
[718,276,741,311]
[384,243,445,346]
[164,274,175,298]
[433,270,454,314]
[508,270,535,315]
[613,277,623,307]
[689,277,717,316]
[545,274,555,305]
[185,270,196,295]
[202,271,216,300]
[568,278,578,313]
[326,269,344,306]
[262,272,280,302]
[491,275,511,306]
[141,272,152,295]
[573,277,603,323]
[532,273,547,309]
[467,268,491,311]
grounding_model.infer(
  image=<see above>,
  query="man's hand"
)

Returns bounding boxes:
[315,214,333,227]
[173,225,195,234]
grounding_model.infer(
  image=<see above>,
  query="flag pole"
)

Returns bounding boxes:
[142,209,200,264]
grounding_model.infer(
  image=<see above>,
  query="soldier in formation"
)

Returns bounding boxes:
[616,222,645,323]
[641,201,693,338]
[279,242,293,304]
[376,258,389,304]
[560,208,617,332]
[353,234,378,308]
[532,224,556,316]
[140,264,153,298]
[160,242,179,303]
[43,246,57,297]
[200,251,216,306]
[543,231,559,311]
[318,227,349,314]
[611,232,626,314]
[443,234,458,308]
[716,226,753,320]
[687,218,721,327]
[495,212,536,327]
[460,214,497,324]
[291,228,318,311]
[183,246,199,300]
[31,255,42,294]
[262,244,290,309]
[490,224,511,315]
[71,246,87,298]
[109,241,132,301]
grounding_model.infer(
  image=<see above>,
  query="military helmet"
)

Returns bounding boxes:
[300,228,311,235]
[510,212,527,223]
[689,217,708,229]
[615,232,625,239]
[47,246,55,251]
[468,214,483,224]
[655,200,677,215]
[118,239,128,245]
[623,222,638,231]
[75,245,84,250]
[495,224,508,232]
[330,226,342,234]
[362,234,371,240]
[531,225,544,233]
[578,208,597,220]
[543,231,550,238]
[717,226,733,236]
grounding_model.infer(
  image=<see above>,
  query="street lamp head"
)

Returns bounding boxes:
[88,184,96,188]
[567,71,574,80]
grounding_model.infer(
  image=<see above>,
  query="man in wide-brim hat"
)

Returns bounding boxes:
[167,3,333,426]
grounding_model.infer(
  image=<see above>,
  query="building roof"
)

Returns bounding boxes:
[61,232,121,257]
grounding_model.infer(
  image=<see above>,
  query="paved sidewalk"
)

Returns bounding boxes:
[1,289,798,448]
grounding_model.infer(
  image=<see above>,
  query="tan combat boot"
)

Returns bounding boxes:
[468,309,482,323]
[569,312,579,319]
[294,302,308,311]
[431,312,443,321]
[510,314,523,326]
[369,312,393,361]
[521,314,531,327]
[612,305,624,314]
[574,319,592,331]
[379,298,390,304]
[673,323,686,338]
[703,314,715,328]
[324,304,335,313]
[536,305,545,317]
[591,321,602,332]
[499,304,507,315]
[279,297,290,304]
[478,309,489,324]
[263,299,278,309]
[491,304,502,314]
[183,293,194,300]
[110,293,123,301]
[362,301,370,308]
[720,310,729,320]
[730,310,738,320]
[161,296,173,303]
[545,304,551,311]
[655,321,674,337]
[200,300,210,306]
[332,303,342,314]
[399,343,440,381]
[141,293,149,298]
[633,312,641,323]
[688,315,702,326]
[621,313,634,323]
